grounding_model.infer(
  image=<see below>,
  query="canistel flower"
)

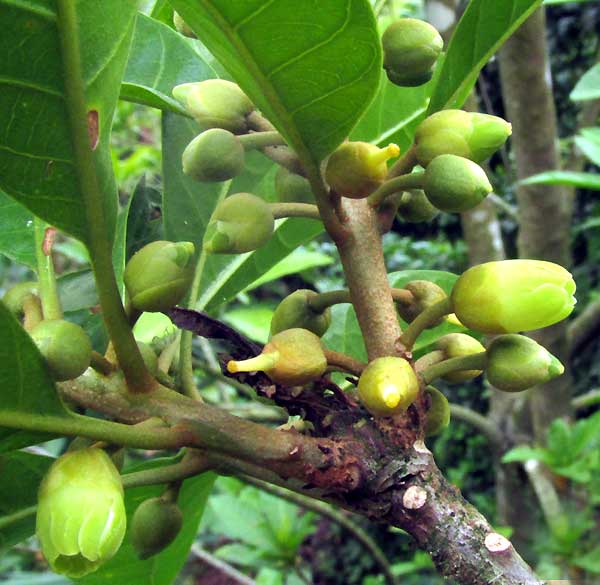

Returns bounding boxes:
[451,260,576,334]
[36,448,126,578]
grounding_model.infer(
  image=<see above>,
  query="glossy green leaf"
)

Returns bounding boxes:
[121,14,210,115]
[57,270,98,312]
[77,460,215,585]
[170,0,382,163]
[571,63,600,101]
[0,191,35,269]
[574,127,600,166]
[428,0,543,113]
[0,0,137,243]
[0,451,53,554]
[520,170,600,190]
[151,0,174,26]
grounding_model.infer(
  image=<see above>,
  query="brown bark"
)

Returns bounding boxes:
[498,8,574,438]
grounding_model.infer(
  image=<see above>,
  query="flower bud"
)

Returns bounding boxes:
[435,333,485,383]
[451,260,576,334]
[270,290,331,338]
[357,357,419,417]
[228,328,327,386]
[424,386,450,436]
[325,141,400,198]
[381,19,443,87]
[124,241,195,312]
[396,190,439,223]
[172,80,253,134]
[30,319,92,381]
[397,280,447,325]
[36,448,126,577]
[131,496,183,560]
[486,334,564,392]
[423,154,492,212]
[204,193,274,254]
[275,167,315,204]
[173,11,196,38]
[2,281,38,315]
[415,109,512,166]
[182,129,245,182]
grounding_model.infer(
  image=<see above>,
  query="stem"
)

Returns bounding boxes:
[90,351,116,376]
[179,183,230,400]
[421,352,487,385]
[324,349,367,377]
[121,451,210,489]
[387,144,418,179]
[239,130,286,150]
[242,476,399,585]
[269,202,321,221]
[335,200,402,359]
[34,219,62,320]
[367,171,425,208]
[307,288,413,313]
[0,505,37,531]
[56,0,153,393]
[572,389,600,410]
[22,294,43,331]
[448,404,503,446]
[191,545,256,585]
[414,350,445,374]
[0,411,184,450]
[399,297,453,350]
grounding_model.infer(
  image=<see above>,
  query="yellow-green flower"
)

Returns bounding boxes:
[36,448,126,578]
[451,260,576,334]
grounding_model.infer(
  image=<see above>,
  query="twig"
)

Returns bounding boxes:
[572,389,600,411]
[191,544,256,585]
[449,404,503,446]
[241,475,399,585]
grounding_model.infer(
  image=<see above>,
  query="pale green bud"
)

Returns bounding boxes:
[423,154,492,212]
[424,386,450,436]
[270,290,331,337]
[486,334,564,392]
[2,281,38,315]
[36,448,126,578]
[435,333,485,383]
[451,260,576,334]
[398,280,447,325]
[131,497,183,560]
[275,167,315,204]
[396,190,439,223]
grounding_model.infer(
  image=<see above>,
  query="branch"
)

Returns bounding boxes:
[572,389,600,411]
[449,404,503,446]
[191,545,256,585]
[242,475,399,585]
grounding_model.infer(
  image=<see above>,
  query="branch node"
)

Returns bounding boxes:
[413,440,431,455]
[403,486,428,510]
[484,532,512,554]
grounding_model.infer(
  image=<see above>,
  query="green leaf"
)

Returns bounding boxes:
[571,63,600,101]
[57,270,98,312]
[0,451,53,554]
[0,191,36,269]
[573,546,600,573]
[151,0,174,27]
[121,14,214,115]
[350,70,430,151]
[574,127,600,166]
[77,461,215,585]
[223,304,274,344]
[428,0,543,113]
[520,170,600,190]
[0,0,137,243]
[0,302,69,450]
[501,446,549,464]
[170,0,382,163]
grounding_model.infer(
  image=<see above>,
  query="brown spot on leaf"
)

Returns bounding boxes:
[88,110,99,150]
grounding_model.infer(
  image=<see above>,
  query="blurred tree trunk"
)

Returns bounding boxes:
[498,8,574,439]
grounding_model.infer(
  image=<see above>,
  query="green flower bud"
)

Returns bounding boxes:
[415,109,512,166]
[36,448,126,578]
[435,333,485,383]
[270,290,331,337]
[357,357,419,417]
[396,190,439,223]
[381,19,443,87]
[137,341,158,376]
[398,280,447,325]
[172,80,253,134]
[2,281,38,315]
[275,167,315,204]
[204,193,274,254]
[30,319,92,381]
[182,129,245,182]
[325,142,400,198]
[124,241,195,313]
[424,386,450,436]
[131,497,183,560]
[228,328,327,386]
[486,334,564,392]
[423,154,492,212]
[451,260,577,334]
[173,11,196,38]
